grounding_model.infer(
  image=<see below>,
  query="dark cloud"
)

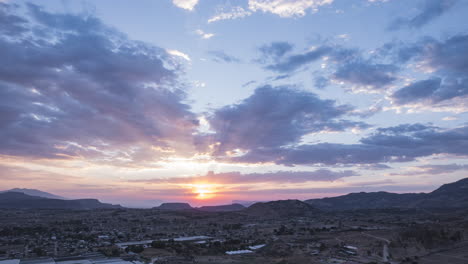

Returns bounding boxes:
[357,164,392,171]
[386,34,468,74]
[0,4,198,163]
[208,50,241,63]
[333,61,398,90]
[131,169,357,184]
[0,3,28,36]
[388,34,468,106]
[272,74,291,81]
[391,77,468,105]
[372,123,437,135]
[220,124,468,166]
[258,41,293,61]
[392,78,442,104]
[389,0,458,30]
[314,76,329,89]
[265,46,332,72]
[261,42,398,91]
[198,85,369,154]
[420,34,468,74]
[242,80,256,87]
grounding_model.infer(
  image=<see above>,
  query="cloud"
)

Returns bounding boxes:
[0,4,198,164]
[248,0,334,18]
[394,163,468,176]
[208,50,241,63]
[265,46,332,72]
[208,6,252,23]
[389,0,458,30]
[221,124,468,166]
[390,78,468,106]
[172,0,199,11]
[0,164,82,183]
[195,29,214,39]
[261,42,398,92]
[0,3,27,36]
[242,80,257,87]
[418,34,468,74]
[258,41,294,60]
[387,34,468,110]
[333,61,398,91]
[166,49,191,61]
[197,85,369,155]
[207,0,335,23]
[131,169,357,185]
[392,78,441,104]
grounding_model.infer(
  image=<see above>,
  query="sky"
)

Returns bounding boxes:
[0,0,467,207]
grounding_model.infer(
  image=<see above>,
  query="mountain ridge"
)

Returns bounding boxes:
[3,177,467,211]
[0,192,121,209]
[1,188,65,199]
[305,177,468,210]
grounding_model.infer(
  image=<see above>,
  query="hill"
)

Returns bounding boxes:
[244,200,320,218]
[1,188,65,199]
[197,203,245,212]
[155,203,193,210]
[0,192,121,209]
[305,177,468,210]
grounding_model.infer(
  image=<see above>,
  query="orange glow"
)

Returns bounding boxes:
[192,184,216,200]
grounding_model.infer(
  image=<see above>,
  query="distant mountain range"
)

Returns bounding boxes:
[0,192,121,209]
[3,177,467,211]
[305,177,468,210]
[0,188,65,199]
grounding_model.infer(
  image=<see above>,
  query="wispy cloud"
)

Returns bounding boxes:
[208,6,252,23]
[208,50,241,63]
[172,0,199,11]
[195,29,215,39]
[248,0,334,17]
[166,49,192,61]
[389,0,458,30]
[129,169,358,185]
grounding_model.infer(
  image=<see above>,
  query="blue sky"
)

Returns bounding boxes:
[1,0,467,207]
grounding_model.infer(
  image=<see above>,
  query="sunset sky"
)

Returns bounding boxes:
[1,0,467,207]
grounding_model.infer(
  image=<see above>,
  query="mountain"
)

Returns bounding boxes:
[197,203,245,212]
[413,177,468,208]
[155,203,193,210]
[232,200,267,207]
[0,192,121,209]
[305,177,468,210]
[244,200,320,217]
[305,192,423,211]
[1,188,65,199]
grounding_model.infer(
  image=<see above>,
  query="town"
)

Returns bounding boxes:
[0,203,466,264]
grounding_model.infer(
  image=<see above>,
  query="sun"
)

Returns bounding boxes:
[192,184,215,200]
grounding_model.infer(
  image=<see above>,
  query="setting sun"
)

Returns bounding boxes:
[192,184,216,200]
